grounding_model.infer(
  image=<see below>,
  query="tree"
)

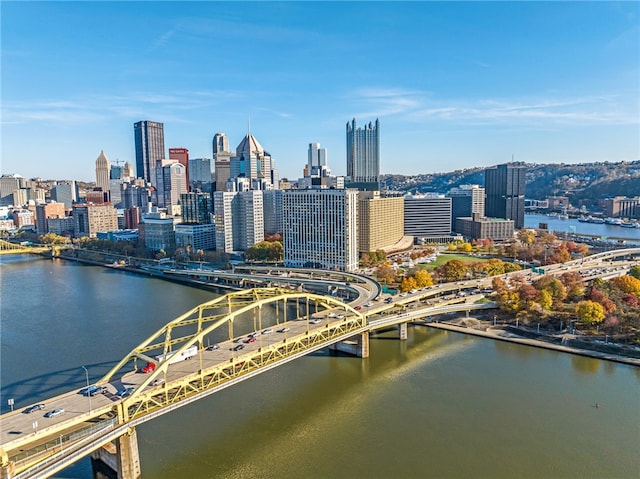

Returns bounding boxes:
[609,276,640,296]
[40,232,71,245]
[560,272,585,300]
[400,276,417,292]
[517,229,536,245]
[575,300,605,325]
[539,290,553,311]
[588,288,617,315]
[414,269,434,288]
[629,265,640,280]
[376,262,396,284]
[534,276,567,304]
[497,289,521,314]
[435,260,468,282]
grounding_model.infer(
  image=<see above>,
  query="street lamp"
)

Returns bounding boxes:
[81,366,91,413]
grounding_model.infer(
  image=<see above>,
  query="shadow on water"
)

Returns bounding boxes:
[2,360,120,412]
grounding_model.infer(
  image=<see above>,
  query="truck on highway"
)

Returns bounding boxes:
[141,345,198,373]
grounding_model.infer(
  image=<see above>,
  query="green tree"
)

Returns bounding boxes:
[628,265,640,280]
[575,300,605,325]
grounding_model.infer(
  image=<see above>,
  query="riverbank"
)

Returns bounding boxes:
[422,318,640,367]
[51,253,640,366]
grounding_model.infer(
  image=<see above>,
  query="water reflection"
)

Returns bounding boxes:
[571,355,601,375]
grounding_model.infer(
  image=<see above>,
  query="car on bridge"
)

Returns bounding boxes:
[233,344,245,351]
[80,385,101,396]
[89,386,108,396]
[262,328,273,334]
[116,387,134,398]
[23,403,45,414]
[245,337,257,343]
[277,327,290,333]
[44,408,64,418]
[205,343,220,351]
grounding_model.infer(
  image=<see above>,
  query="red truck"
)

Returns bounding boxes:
[141,346,197,373]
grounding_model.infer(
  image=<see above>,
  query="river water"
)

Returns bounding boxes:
[1,256,639,478]
[525,214,640,243]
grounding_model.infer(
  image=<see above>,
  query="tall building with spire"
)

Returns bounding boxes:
[95,150,111,193]
[346,118,380,190]
[134,121,165,183]
[230,131,277,189]
[213,132,231,193]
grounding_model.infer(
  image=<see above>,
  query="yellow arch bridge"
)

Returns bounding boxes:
[3,249,639,478]
[0,240,50,256]
[1,286,494,478]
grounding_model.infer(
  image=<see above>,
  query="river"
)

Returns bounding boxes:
[1,256,639,478]
[525,213,640,243]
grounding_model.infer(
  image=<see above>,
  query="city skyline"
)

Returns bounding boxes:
[2,2,638,181]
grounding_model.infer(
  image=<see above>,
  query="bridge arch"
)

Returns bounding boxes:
[101,288,363,408]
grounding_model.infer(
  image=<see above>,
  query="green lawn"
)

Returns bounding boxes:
[421,253,485,270]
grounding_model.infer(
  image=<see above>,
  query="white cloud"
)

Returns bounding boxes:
[348,87,639,126]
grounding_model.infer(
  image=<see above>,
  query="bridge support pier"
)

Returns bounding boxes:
[398,322,408,340]
[329,332,369,358]
[0,461,15,479]
[91,427,141,479]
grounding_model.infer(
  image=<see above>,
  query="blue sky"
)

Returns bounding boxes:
[2,1,638,182]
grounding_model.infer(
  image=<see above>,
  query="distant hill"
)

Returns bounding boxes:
[381,161,640,205]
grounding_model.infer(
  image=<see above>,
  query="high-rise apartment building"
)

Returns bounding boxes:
[213,132,231,193]
[214,190,264,253]
[346,118,380,190]
[95,150,111,193]
[358,191,405,253]
[134,121,165,183]
[485,163,526,229]
[283,188,358,272]
[263,189,284,235]
[169,148,190,191]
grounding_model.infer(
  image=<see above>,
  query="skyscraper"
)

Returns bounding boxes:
[230,133,277,189]
[169,148,190,191]
[346,118,380,190]
[484,163,526,229]
[213,132,231,193]
[134,121,165,183]
[282,188,359,272]
[154,160,188,209]
[448,184,485,231]
[95,150,111,193]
